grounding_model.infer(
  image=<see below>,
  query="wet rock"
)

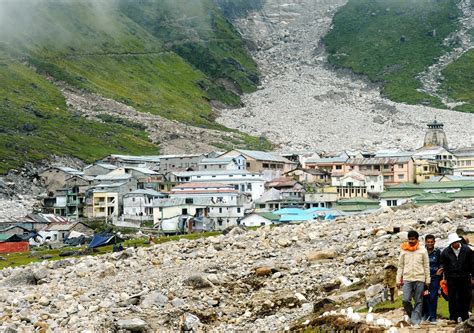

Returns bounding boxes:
[116,318,148,332]
[183,275,213,289]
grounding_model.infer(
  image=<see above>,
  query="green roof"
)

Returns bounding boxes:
[379,189,423,198]
[388,181,474,190]
[413,192,454,205]
[336,197,380,205]
[447,189,474,198]
[334,204,380,212]
[255,212,280,221]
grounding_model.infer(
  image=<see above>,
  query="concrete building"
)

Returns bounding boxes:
[122,189,165,223]
[38,167,84,193]
[331,171,384,198]
[220,149,297,180]
[453,146,474,177]
[168,170,265,201]
[197,155,246,171]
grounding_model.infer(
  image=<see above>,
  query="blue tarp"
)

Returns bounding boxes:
[303,207,330,214]
[273,208,305,215]
[324,214,335,220]
[279,214,316,222]
[88,233,120,248]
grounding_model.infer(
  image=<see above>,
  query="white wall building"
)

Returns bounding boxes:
[122,189,165,222]
[169,170,265,201]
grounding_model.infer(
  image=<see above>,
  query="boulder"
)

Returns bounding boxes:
[116,318,148,332]
[306,249,337,261]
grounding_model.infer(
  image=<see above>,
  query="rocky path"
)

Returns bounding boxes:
[0,199,472,332]
[417,0,474,108]
[217,0,474,152]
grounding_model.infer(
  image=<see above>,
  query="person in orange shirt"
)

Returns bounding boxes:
[396,230,430,328]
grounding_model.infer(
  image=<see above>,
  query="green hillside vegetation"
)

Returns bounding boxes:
[440,39,474,113]
[0,61,157,173]
[324,0,461,108]
[0,0,264,173]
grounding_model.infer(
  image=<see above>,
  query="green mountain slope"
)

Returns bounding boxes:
[324,0,462,108]
[0,0,263,173]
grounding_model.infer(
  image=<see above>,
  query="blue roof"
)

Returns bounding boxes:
[304,207,330,214]
[279,214,316,222]
[273,208,305,215]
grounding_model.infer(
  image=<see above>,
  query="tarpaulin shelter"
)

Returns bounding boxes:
[88,232,122,249]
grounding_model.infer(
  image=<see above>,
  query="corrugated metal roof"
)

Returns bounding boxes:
[306,156,348,164]
[199,157,236,165]
[109,155,161,162]
[347,157,412,165]
[389,180,474,190]
[174,182,234,189]
[379,190,423,198]
[279,214,315,222]
[85,163,118,170]
[172,170,261,177]
[95,174,132,181]
[235,149,294,163]
[44,222,77,231]
[125,189,165,197]
[123,167,158,175]
[453,147,474,157]
[155,196,238,207]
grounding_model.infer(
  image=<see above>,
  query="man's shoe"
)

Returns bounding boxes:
[429,321,439,325]
[411,324,421,329]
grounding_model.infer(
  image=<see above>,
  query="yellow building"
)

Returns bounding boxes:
[92,192,119,218]
[414,159,438,183]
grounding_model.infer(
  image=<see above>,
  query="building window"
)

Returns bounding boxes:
[425,176,430,179]
[237,207,241,213]
[467,161,472,166]
[246,162,250,168]
[335,165,342,170]
[263,163,269,168]
[219,208,222,213]
[398,174,404,180]
[423,166,428,171]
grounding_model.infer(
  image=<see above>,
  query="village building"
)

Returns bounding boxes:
[240,212,280,227]
[219,149,297,180]
[331,170,384,199]
[153,186,246,231]
[304,152,349,174]
[254,187,305,211]
[453,146,474,177]
[284,167,331,185]
[344,157,415,185]
[83,163,118,177]
[39,222,93,242]
[101,155,162,170]
[413,159,439,183]
[155,154,206,173]
[413,146,456,175]
[38,166,84,193]
[197,155,246,171]
[303,189,338,209]
[168,170,265,201]
[122,189,165,223]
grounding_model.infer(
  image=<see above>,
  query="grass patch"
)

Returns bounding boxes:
[324,0,461,108]
[359,295,449,319]
[440,49,474,113]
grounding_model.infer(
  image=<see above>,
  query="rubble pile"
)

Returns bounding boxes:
[217,0,474,152]
[0,199,472,332]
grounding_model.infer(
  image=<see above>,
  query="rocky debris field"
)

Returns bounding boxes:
[0,199,473,332]
[217,0,474,152]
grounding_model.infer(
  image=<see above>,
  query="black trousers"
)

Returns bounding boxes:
[447,277,471,321]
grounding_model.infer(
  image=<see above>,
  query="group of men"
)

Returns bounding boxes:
[395,230,473,327]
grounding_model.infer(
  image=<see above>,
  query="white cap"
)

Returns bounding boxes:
[447,233,462,245]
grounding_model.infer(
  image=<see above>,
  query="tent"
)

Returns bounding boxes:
[88,232,122,248]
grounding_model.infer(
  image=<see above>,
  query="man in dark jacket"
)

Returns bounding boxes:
[440,233,473,322]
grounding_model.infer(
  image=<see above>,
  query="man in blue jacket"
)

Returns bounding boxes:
[440,233,473,322]
[421,234,442,324]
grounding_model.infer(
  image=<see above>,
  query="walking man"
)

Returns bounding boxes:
[421,234,442,324]
[440,233,473,322]
[396,230,430,328]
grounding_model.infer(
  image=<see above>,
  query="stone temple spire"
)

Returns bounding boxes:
[423,118,448,149]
